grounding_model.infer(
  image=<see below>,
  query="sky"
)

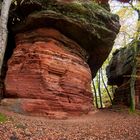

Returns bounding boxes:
[109,0,138,48]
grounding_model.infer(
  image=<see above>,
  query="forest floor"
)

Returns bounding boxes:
[0,107,140,140]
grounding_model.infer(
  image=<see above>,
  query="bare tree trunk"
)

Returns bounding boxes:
[92,80,98,108]
[0,0,13,75]
[129,3,140,111]
[98,69,103,108]
[100,67,113,105]
[0,0,12,101]
[130,64,136,112]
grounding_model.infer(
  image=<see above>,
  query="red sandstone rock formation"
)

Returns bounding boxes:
[2,28,93,118]
[0,0,120,117]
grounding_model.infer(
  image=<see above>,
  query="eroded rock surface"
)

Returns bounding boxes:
[10,0,120,77]
[1,0,120,117]
[106,41,140,109]
[2,28,93,118]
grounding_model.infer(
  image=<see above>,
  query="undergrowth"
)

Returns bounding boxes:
[0,113,7,123]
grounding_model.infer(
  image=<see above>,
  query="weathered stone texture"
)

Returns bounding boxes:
[0,0,120,117]
[2,28,93,118]
[107,42,140,109]
[10,0,120,77]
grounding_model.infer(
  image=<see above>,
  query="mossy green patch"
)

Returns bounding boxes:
[10,0,120,78]
[0,113,7,123]
[44,1,116,27]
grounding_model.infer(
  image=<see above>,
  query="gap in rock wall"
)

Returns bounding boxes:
[0,31,16,99]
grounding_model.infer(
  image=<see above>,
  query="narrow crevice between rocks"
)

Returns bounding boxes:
[0,31,16,99]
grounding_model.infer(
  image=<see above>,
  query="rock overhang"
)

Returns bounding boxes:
[9,0,120,77]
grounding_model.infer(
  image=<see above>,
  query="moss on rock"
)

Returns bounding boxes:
[9,0,120,77]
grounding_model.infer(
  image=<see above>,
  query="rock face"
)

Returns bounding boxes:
[3,28,92,118]
[1,0,120,117]
[10,0,120,77]
[106,41,140,109]
[107,47,134,86]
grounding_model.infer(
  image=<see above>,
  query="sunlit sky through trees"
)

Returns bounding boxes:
[93,1,139,107]
[109,0,138,48]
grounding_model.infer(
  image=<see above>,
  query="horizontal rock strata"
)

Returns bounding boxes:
[10,0,120,77]
[1,0,120,117]
[2,28,93,118]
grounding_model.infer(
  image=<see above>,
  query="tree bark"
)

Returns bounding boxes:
[101,67,113,105]
[0,0,13,75]
[129,2,140,111]
[98,69,103,108]
[92,80,99,108]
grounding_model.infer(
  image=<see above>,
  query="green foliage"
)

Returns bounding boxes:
[0,113,7,123]
[93,83,114,108]
[93,60,114,108]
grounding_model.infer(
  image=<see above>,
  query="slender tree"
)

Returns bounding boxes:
[100,67,113,105]
[98,69,103,108]
[127,0,139,111]
[92,80,99,108]
[115,0,140,111]
[0,0,13,75]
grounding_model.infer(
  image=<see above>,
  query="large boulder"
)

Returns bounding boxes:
[106,47,134,86]
[3,28,93,118]
[106,41,140,109]
[10,0,120,77]
[1,0,120,117]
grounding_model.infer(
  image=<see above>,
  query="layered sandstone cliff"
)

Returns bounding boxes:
[0,0,120,118]
[106,41,140,109]
[3,28,93,118]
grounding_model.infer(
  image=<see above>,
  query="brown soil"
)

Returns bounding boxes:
[0,108,140,140]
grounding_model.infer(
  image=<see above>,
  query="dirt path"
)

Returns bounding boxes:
[0,108,140,140]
